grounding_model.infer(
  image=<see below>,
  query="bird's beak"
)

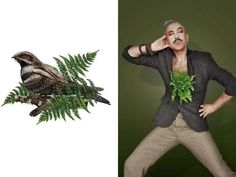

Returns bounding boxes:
[12,55,21,64]
[12,54,17,59]
[12,54,20,61]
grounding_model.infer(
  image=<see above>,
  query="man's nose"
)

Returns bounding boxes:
[173,33,179,38]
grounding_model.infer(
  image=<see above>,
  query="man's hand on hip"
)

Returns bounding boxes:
[199,92,233,118]
[199,104,217,118]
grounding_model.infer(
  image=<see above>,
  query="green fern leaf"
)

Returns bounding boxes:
[53,57,69,77]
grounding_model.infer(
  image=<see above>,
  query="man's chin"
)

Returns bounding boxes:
[170,45,187,51]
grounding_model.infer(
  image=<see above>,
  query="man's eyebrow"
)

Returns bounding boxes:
[167,27,184,33]
[167,30,173,33]
[177,27,184,30]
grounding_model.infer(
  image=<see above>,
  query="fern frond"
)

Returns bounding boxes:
[54,51,98,81]
[53,57,69,77]
[74,55,88,71]
[2,84,34,106]
[37,83,91,123]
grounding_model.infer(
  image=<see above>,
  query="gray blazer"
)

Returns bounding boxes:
[123,46,236,132]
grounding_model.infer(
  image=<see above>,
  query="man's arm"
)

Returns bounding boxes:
[199,92,233,118]
[128,35,170,57]
[199,53,236,118]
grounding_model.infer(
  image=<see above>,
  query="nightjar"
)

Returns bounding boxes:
[12,51,110,105]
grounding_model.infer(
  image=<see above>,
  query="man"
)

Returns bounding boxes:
[122,20,236,177]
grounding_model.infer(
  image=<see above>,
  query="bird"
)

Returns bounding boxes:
[12,51,110,105]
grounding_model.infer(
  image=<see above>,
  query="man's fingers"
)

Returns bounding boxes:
[164,44,170,48]
[200,112,207,118]
[199,108,204,112]
[155,35,166,42]
[161,35,167,39]
[199,105,208,118]
[200,110,208,118]
[203,112,208,118]
[200,112,204,117]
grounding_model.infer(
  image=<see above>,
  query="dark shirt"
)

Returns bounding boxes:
[123,46,236,132]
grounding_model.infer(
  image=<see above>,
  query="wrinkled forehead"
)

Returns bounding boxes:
[165,22,185,33]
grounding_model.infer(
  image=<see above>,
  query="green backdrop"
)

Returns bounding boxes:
[119,0,236,176]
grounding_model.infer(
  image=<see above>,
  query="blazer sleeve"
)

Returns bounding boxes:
[207,53,236,96]
[122,45,159,70]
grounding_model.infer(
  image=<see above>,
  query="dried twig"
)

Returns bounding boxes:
[15,95,51,116]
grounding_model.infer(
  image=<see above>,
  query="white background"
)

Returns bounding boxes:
[0,0,117,177]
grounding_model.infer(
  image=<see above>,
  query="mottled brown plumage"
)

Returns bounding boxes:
[12,51,71,95]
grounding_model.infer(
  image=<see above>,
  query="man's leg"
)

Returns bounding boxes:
[177,119,236,177]
[124,125,179,177]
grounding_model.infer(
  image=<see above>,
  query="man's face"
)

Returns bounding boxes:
[165,22,189,51]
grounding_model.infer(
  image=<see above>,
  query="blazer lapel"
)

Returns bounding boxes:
[187,49,194,77]
[166,48,174,81]
[186,49,198,94]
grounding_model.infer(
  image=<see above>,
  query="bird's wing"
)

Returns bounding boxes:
[32,68,54,80]
[34,64,69,83]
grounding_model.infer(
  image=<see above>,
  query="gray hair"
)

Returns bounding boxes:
[164,19,183,32]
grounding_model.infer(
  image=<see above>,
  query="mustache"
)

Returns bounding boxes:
[174,37,183,43]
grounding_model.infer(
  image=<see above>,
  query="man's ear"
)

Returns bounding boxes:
[186,33,189,42]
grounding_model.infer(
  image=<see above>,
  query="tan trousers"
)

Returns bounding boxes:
[124,113,236,177]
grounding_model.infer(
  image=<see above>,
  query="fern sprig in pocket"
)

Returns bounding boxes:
[170,71,195,105]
